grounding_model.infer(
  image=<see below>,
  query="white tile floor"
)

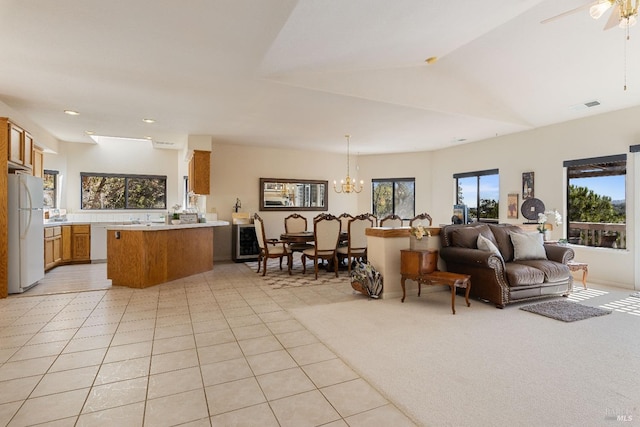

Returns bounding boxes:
[0,262,416,426]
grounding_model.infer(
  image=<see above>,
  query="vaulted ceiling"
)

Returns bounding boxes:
[1,0,639,155]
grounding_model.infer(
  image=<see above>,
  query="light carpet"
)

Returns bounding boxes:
[520,299,612,322]
[289,292,640,426]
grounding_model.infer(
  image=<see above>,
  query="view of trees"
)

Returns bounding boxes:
[372,179,415,219]
[568,185,625,223]
[81,174,166,210]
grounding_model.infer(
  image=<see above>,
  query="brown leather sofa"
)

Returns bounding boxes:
[439,223,574,308]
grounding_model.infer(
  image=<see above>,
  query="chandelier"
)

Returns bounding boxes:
[333,134,363,194]
[590,0,639,28]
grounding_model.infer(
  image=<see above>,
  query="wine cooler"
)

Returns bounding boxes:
[232,224,260,262]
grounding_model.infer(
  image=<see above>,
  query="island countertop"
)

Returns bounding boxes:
[107,223,217,288]
[106,221,229,231]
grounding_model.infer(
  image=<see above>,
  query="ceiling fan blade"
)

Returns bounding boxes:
[602,3,620,30]
[540,1,597,24]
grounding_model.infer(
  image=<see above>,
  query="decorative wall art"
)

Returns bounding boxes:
[507,193,519,219]
[522,172,534,199]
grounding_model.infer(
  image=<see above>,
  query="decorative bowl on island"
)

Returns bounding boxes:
[171,219,181,225]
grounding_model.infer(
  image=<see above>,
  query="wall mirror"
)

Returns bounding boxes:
[259,178,328,211]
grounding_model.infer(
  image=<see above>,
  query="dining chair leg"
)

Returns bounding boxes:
[314,259,319,280]
[287,254,292,275]
[256,254,262,274]
[332,255,338,277]
[261,257,267,276]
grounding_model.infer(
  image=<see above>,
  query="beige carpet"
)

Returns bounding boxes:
[289,288,640,426]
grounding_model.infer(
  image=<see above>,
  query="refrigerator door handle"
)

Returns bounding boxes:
[20,178,33,239]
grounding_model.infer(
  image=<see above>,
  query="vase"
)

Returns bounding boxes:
[410,235,430,251]
[543,230,551,241]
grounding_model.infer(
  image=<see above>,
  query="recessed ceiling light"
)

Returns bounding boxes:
[425,56,438,65]
[85,130,95,135]
[145,136,152,140]
[64,109,80,116]
[142,118,155,124]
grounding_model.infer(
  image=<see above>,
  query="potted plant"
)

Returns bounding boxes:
[409,224,431,250]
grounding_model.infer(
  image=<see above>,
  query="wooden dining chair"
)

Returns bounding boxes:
[284,213,307,233]
[301,214,341,279]
[337,213,374,274]
[380,214,403,227]
[337,213,354,232]
[253,213,292,276]
[409,212,433,227]
[365,213,378,227]
[284,213,313,252]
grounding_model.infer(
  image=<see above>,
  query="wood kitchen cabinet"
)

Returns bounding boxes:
[44,226,62,271]
[188,150,210,195]
[3,118,33,171]
[61,224,91,264]
[32,146,44,178]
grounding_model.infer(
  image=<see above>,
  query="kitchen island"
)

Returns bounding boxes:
[106,222,216,288]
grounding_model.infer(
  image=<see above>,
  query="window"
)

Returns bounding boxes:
[454,169,499,223]
[372,178,415,220]
[564,155,626,248]
[43,170,58,209]
[81,173,167,210]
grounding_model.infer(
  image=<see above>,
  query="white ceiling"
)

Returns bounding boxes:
[1,0,639,155]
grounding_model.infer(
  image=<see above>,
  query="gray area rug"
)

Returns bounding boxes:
[245,258,349,289]
[521,299,612,322]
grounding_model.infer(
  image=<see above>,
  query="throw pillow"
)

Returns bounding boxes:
[510,232,547,261]
[477,234,502,258]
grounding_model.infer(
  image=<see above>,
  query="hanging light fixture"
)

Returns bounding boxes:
[590,0,639,27]
[333,134,363,194]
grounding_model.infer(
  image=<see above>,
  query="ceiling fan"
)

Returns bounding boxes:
[542,0,640,30]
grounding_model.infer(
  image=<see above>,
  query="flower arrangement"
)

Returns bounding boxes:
[410,224,431,240]
[537,209,562,233]
[172,204,182,220]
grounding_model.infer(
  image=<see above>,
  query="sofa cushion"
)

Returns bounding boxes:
[489,224,521,262]
[511,232,547,261]
[477,234,502,258]
[505,262,545,286]
[516,260,571,282]
[451,224,495,249]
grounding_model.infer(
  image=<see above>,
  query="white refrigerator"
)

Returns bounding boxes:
[8,174,45,294]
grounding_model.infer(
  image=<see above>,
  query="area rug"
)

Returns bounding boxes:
[245,258,350,289]
[520,299,612,322]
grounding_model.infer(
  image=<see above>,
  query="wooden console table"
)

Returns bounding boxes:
[400,249,471,314]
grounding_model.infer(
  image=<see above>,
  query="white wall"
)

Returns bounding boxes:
[41,106,639,288]
[358,107,638,289]
[209,142,361,235]
[45,138,182,213]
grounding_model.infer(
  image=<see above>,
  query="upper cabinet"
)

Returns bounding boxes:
[32,146,44,178]
[3,117,34,172]
[189,150,210,195]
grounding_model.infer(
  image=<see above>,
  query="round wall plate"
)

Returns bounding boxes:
[521,197,545,221]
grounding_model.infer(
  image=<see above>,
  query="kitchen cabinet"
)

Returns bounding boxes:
[44,226,62,271]
[188,150,210,195]
[32,146,44,178]
[71,224,91,261]
[61,224,91,264]
[3,118,33,171]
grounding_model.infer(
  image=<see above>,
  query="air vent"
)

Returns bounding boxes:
[584,100,601,108]
[155,141,174,146]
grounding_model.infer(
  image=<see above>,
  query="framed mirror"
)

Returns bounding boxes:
[259,178,328,211]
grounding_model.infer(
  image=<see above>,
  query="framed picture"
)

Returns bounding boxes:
[452,204,468,224]
[522,172,534,199]
[507,193,519,219]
